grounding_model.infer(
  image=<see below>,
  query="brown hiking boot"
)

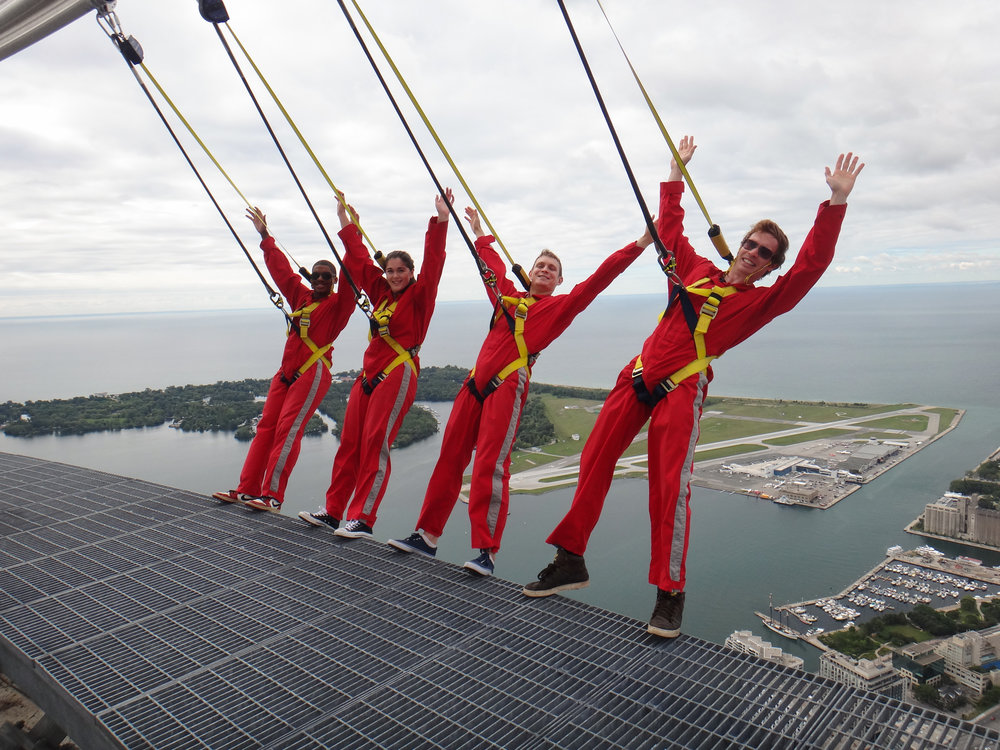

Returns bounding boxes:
[648,589,685,638]
[521,547,589,597]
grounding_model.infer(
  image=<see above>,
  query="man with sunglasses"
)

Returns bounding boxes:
[212,207,356,513]
[523,136,864,639]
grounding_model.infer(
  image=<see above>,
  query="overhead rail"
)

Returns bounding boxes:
[0,0,109,61]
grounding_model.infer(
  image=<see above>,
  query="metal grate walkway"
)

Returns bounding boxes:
[1,451,998,749]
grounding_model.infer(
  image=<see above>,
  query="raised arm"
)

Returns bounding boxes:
[826,152,864,206]
[667,135,697,183]
[435,188,454,223]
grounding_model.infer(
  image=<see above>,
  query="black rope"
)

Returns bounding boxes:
[101,25,290,322]
[556,0,699,333]
[206,22,372,316]
[333,0,528,316]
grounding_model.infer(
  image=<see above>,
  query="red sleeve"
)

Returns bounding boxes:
[412,217,447,307]
[656,181,705,280]
[475,235,518,299]
[261,236,311,310]
[554,241,645,320]
[338,224,388,300]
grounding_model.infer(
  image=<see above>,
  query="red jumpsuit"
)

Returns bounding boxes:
[415,236,645,554]
[324,218,447,526]
[237,238,355,504]
[546,181,847,591]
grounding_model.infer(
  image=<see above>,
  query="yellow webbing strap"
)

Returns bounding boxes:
[495,296,537,381]
[290,302,333,375]
[593,0,731,262]
[632,279,737,392]
[367,299,418,379]
[346,0,526,284]
[221,22,382,258]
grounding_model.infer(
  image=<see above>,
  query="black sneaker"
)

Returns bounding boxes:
[648,589,685,638]
[387,532,437,557]
[298,508,339,530]
[521,547,589,597]
[463,549,494,576]
[334,519,374,539]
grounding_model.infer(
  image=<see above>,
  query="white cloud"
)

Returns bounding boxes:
[1,0,999,317]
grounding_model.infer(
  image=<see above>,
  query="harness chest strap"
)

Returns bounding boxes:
[364,298,420,390]
[289,301,333,377]
[632,278,738,397]
[467,295,538,402]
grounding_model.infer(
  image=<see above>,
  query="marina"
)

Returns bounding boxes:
[763,547,1000,648]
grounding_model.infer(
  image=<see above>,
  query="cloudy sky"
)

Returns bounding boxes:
[2,0,998,318]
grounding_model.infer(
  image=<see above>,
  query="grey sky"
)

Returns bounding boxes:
[2,0,998,318]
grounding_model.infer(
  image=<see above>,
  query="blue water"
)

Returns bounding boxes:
[2,281,999,671]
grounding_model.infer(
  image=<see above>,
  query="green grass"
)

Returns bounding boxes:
[694,444,768,461]
[852,414,930,431]
[926,407,961,434]
[697,417,798,443]
[541,396,603,439]
[763,428,854,446]
[703,398,908,423]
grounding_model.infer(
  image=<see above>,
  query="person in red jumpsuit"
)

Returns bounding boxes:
[388,207,655,576]
[213,207,356,512]
[522,136,865,638]
[298,190,453,538]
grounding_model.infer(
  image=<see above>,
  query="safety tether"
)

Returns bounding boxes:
[198,1,374,320]
[332,0,525,334]
[341,0,531,292]
[94,8,291,321]
[594,0,732,263]
[556,0,700,332]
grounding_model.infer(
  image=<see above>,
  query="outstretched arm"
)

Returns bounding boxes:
[246,206,269,239]
[667,135,697,182]
[435,188,454,223]
[336,191,359,229]
[826,152,865,206]
[464,206,486,238]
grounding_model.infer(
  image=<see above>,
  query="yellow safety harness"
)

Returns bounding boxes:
[362,297,420,394]
[632,277,738,404]
[283,301,333,383]
[466,295,538,402]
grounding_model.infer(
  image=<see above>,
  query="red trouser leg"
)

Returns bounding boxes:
[260,365,331,504]
[546,360,651,556]
[325,375,367,517]
[415,379,482,538]
[344,365,417,526]
[467,369,530,553]
[647,372,707,592]
[238,372,288,497]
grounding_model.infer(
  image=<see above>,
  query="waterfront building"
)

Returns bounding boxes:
[892,641,945,701]
[923,492,1000,547]
[842,442,901,474]
[818,652,906,700]
[933,625,1000,699]
[724,630,805,670]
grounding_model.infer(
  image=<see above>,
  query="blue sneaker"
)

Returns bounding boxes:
[334,519,374,539]
[463,549,494,577]
[387,532,437,558]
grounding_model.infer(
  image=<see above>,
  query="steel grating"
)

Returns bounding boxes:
[2,452,1000,749]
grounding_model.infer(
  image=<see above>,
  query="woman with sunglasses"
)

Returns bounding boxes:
[298,189,453,538]
[523,136,864,641]
[213,207,357,512]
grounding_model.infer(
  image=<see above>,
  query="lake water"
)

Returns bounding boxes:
[2,281,999,671]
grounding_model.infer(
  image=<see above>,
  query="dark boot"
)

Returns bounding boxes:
[648,589,685,638]
[522,547,589,597]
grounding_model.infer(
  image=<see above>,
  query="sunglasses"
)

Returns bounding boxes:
[741,238,776,262]
[310,271,334,282]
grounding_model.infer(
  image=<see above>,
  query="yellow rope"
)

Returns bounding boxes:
[594,0,731,261]
[223,22,381,256]
[347,0,518,269]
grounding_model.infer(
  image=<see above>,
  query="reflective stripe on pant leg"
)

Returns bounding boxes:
[487,368,528,536]
[360,364,413,518]
[668,371,708,584]
[268,365,324,497]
